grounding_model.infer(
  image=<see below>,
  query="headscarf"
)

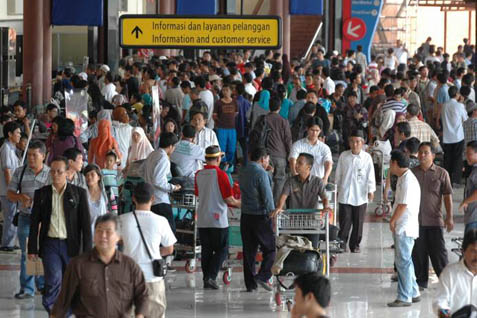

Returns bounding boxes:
[89,120,117,168]
[257,89,270,111]
[127,127,154,165]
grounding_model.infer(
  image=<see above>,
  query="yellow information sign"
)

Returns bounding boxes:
[120,15,281,49]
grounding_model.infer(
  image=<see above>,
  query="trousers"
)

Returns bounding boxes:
[338,203,367,250]
[198,227,229,282]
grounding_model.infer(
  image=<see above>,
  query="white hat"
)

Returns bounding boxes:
[159,56,168,60]
[78,72,88,81]
[100,64,110,73]
[209,74,222,82]
[332,50,339,56]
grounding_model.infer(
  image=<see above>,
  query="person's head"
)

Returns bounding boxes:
[181,125,196,142]
[466,141,477,165]
[403,137,420,157]
[346,91,358,106]
[407,103,420,118]
[296,89,307,101]
[397,122,411,141]
[390,150,410,175]
[83,164,103,189]
[448,85,459,99]
[57,118,75,139]
[63,147,83,172]
[250,147,270,170]
[104,151,117,170]
[293,273,331,317]
[417,142,436,166]
[132,182,155,210]
[306,117,323,142]
[384,84,395,98]
[164,118,179,135]
[3,121,21,144]
[94,213,121,254]
[13,100,27,120]
[369,86,379,98]
[348,130,365,154]
[462,229,477,273]
[50,156,68,187]
[437,72,447,85]
[204,145,223,166]
[296,153,314,178]
[269,96,282,112]
[112,106,129,124]
[191,112,206,131]
[18,134,27,150]
[221,85,232,98]
[305,90,318,104]
[159,132,178,154]
[46,103,59,121]
[27,140,47,170]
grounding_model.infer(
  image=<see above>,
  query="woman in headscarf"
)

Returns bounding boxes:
[89,119,122,168]
[127,127,154,165]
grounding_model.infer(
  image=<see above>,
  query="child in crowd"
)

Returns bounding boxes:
[101,151,120,213]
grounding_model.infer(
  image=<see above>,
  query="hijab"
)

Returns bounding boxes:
[90,120,116,168]
[127,127,154,164]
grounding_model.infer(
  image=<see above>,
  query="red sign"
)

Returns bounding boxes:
[343,17,366,41]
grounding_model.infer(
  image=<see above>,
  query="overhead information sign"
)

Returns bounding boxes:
[119,15,282,49]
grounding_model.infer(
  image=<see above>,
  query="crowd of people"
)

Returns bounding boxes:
[0,36,475,317]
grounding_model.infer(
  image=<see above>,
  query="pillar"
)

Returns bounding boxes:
[23,0,43,108]
[43,0,52,102]
[282,0,290,57]
[157,0,174,57]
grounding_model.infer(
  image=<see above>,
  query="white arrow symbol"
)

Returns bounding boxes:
[347,22,361,38]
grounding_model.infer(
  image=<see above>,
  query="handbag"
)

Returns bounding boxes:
[132,210,167,277]
[12,165,28,227]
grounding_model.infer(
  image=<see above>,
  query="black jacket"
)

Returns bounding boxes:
[28,184,92,258]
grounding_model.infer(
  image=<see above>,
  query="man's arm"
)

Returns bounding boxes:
[390,204,407,233]
[443,194,453,232]
[50,261,79,318]
[257,173,275,214]
[224,196,241,208]
[160,245,174,256]
[323,160,332,184]
[28,189,42,258]
[288,158,297,176]
[3,169,11,186]
[459,189,477,211]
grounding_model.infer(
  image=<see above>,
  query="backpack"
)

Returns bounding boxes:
[249,114,271,152]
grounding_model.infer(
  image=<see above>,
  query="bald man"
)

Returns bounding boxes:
[112,106,133,169]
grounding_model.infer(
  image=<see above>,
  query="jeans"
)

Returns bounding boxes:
[269,156,287,203]
[0,195,17,247]
[465,221,477,233]
[394,234,420,302]
[17,214,44,295]
[217,128,237,164]
[42,238,70,313]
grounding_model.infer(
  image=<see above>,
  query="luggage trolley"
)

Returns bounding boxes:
[170,190,201,273]
[274,208,330,309]
[371,149,392,216]
[221,207,242,285]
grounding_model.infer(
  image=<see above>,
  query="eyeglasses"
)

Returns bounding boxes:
[50,169,65,175]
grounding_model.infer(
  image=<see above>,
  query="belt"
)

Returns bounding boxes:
[47,237,67,241]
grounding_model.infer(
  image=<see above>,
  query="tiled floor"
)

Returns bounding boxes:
[0,188,466,318]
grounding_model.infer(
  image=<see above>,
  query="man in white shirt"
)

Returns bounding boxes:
[195,77,215,129]
[441,86,468,185]
[335,130,375,253]
[120,182,176,318]
[112,106,133,169]
[191,112,219,151]
[433,229,477,317]
[143,132,182,233]
[395,40,408,67]
[387,150,421,307]
[170,125,205,186]
[289,117,332,184]
[243,73,257,99]
[321,67,335,96]
[101,72,116,103]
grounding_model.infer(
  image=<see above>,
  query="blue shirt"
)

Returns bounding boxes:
[235,95,251,138]
[279,98,293,120]
[239,162,275,215]
[437,84,450,104]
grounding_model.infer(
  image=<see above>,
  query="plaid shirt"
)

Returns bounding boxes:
[464,117,477,147]
[408,117,439,147]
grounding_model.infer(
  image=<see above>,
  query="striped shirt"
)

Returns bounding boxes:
[381,99,407,114]
[408,117,440,147]
[464,117,477,147]
[8,164,51,215]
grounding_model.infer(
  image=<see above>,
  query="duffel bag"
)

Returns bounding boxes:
[280,250,322,276]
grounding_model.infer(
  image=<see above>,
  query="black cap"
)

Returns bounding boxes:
[350,129,365,139]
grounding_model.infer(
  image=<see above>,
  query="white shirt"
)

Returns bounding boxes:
[335,150,376,206]
[170,140,205,178]
[143,149,174,205]
[101,82,117,103]
[111,121,133,169]
[195,127,219,151]
[244,83,257,99]
[393,170,421,238]
[199,89,215,129]
[120,210,177,282]
[395,47,408,65]
[289,138,332,178]
[323,77,335,95]
[441,98,468,144]
[433,260,477,315]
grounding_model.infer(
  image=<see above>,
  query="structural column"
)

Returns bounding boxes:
[23,0,43,107]
[282,0,290,57]
[43,0,52,102]
[158,0,175,57]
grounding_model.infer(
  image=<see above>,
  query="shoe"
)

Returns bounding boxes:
[257,279,273,292]
[387,300,412,307]
[14,292,34,299]
[12,246,20,250]
[391,273,398,282]
[207,279,219,290]
[412,296,421,303]
[0,246,15,253]
[243,287,257,292]
[350,248,361,253]
[419,286,425,291]
[167,265,176,273]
